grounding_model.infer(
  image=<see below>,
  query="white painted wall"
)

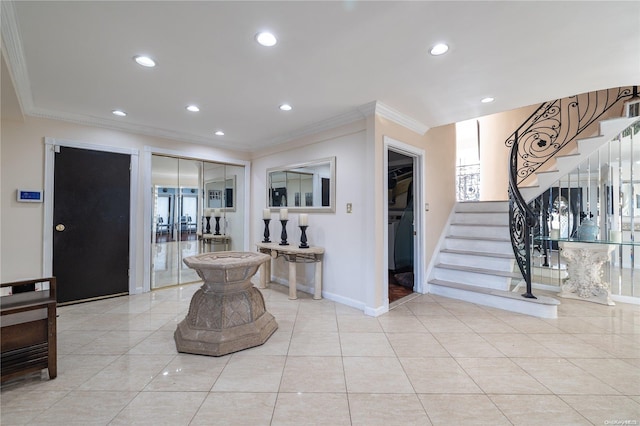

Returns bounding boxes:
[251,121,370,309]
[0,116,249,288]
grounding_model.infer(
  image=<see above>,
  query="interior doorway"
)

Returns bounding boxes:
[384,138,425,306]
[43,139,138,304]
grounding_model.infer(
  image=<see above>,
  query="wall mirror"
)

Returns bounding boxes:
[267,157,336,212]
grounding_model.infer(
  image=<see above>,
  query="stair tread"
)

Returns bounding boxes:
[435,263,521,278]
[450,223,508,228]
[440,249,514,259]
[446,235,510,242]
[428,279,560,305]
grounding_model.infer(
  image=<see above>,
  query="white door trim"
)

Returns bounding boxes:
[43,137,139,296]
[383,137,426,301]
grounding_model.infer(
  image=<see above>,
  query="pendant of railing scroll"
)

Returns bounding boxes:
[506,87,635,299]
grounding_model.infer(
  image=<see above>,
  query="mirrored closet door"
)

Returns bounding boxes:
[151,155,245,289]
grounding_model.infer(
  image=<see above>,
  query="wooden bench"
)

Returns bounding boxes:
[1,277,57,383]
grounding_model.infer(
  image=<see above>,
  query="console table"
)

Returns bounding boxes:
[559,241,616,305]
[256,242,324,300]
[199,233,231,251]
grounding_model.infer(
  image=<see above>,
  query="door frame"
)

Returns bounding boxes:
[43,137,140,295]
[383,137,425,299]
[142,146,251,293]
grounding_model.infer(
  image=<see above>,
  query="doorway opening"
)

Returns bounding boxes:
[387,149,416,303]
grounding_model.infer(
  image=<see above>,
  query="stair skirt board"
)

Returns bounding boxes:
[428,280,559,319]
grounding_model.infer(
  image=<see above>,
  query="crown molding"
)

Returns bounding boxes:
[258,106,370,148]
[29,107,255,152]
[1,0,34,113]
[375,102,429,135]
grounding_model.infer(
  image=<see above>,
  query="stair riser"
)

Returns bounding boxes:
[427,284,558,318]
[444,238,513,254]
[449,224,510,239]
[456,202,509,213]
[438,252,515,272]
[453,212,507,225]
[432,268,511,290]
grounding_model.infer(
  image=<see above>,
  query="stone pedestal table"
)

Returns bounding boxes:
[559,241,616,306]
[174,252,277,356]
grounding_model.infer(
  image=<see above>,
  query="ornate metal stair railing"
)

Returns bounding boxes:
[506,86,636,299]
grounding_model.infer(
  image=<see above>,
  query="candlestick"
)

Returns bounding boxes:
[299,225,309,249]
[263,208,271,220]
[204,208,212,234]
[214,216,221,235]
[263,219,271,243]
[299,213,308,226]
[280,208,288,220]
[279,219,289,245]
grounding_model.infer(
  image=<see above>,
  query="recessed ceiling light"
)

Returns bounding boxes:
[134,55,156,67]
[279,104,292,111]
[255,31,277,47]
[112,109,127,117]
[481,97,495,103]
[429,43,449,56]
[186,105,200,112]
[214,130,225,136]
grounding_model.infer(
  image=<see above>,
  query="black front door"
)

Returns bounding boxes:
[53,146,131,304]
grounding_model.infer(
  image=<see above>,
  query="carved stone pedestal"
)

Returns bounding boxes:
[174,252,277,356]
[559,242,616,306]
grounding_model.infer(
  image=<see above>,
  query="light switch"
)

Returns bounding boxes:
[425,203,430,211]
[346,203,352,213]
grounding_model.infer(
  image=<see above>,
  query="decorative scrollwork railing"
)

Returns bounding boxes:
[506,86,636,299]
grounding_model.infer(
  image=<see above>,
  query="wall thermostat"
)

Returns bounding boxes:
[17,189,43,203]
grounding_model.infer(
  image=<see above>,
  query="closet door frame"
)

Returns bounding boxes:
[142,146,250,293]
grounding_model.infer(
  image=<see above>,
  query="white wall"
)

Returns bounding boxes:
[1,116,249,288]
[251,121,370,308]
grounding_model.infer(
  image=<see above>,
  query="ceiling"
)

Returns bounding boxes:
[2,1,639,153]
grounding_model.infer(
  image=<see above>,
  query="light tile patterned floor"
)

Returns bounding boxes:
[1,282,639,425]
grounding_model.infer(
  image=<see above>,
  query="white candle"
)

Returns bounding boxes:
[214,208,221,217]
[299,213,308,226]
[263,208,271,220]
[609,230,621,243]
[280,208,288,220]
[549,229,560,240]
[204,208,212,217]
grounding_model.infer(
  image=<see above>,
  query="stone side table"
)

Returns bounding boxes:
[559,241,616,306]
[174,252,277,356]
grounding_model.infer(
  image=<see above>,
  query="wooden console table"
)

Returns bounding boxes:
[256,242,324,300]
[1,277,57,382]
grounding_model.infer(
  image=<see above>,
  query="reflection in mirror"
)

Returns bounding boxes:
[267,157,335,212]
[205,175,236,211]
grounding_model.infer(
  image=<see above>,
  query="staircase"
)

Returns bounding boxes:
[519,116,640,202]
[428,201,560,318]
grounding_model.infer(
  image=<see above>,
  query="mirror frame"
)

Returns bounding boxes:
[266,157,336,213]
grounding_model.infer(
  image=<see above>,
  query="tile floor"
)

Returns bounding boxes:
[1,282,639,425]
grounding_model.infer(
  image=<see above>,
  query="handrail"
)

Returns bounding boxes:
[506,86,636,300]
